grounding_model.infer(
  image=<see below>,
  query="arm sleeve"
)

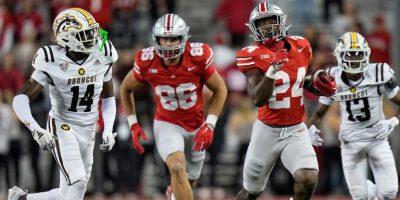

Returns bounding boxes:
[12,94,40,131]
[101,97,116,133]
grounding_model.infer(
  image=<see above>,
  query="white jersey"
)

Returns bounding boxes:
[31,41,118,127]
[319,63,399,142]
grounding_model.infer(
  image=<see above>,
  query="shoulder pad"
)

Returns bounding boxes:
[134,47,156,69]
[187,43,214,68]
[369,63,394,84]
[102,40,118,63]
[32,45,56,72]
[286,36,310,46]
[237,44,263,58]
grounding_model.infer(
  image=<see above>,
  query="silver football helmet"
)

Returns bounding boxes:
[334,32,371,74]
[52,8,100,53]
[247,1,290,43]
[152,14,190,59]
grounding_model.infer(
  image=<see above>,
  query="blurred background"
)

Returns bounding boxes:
[0,0,399,199]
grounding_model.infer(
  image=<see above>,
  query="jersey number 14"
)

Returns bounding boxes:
[68,84,94,112]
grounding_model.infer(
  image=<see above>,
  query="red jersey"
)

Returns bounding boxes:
[236,36,312,126]
[133,43,215,131]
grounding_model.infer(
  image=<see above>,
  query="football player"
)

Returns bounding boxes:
[8,8,118,200]
[120,14,227,200]
[235,2,336,200]
[309,32,399,200]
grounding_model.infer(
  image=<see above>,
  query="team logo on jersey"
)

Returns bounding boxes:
[149,69,158,74]
[61,124,70,131]
[350,86,357,93]
[94,59,101,65]
[78,68,85,75]
[59,63,69,72]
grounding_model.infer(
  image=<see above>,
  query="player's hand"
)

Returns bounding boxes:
[194,123,214,151]
[99,132,117,152]
[265,49,289,79]
[371,117,399,140]
[313,70,336,96]
[131,123,148,154]
[308,125,324,147]
[31,125,57,151]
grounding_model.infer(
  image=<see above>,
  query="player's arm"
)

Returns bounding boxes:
[120,69,147,154]
[308,102,331,146]
[308,103,331,128]
[99,79,117,152]
[204,70,228,124]
[120,69,144,118]
[244,69,276,107]
[13,75,56,151]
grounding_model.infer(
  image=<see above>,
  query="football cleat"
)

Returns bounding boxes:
[8,186,27,200]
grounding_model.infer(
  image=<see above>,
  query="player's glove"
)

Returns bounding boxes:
[131,123,148,154]
[99,132,117,152]
[31,124,57,151]
[313,70,336,96]
[308,125,324,147]
[265,49,289,79]
[371,117,399,140]
[194,123,214,151]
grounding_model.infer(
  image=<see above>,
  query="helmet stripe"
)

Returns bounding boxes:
[351,32,358,48]
[259,2,267,13]
[166,14,172,31]
[71,8,94,26]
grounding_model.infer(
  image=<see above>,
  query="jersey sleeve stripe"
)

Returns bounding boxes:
[41,70,55,86]
[107,40,113,57]
[46,46,55,62]
[104,64,112,78]
[205,56,214,69]
[205,48,214,66]
[237,57,252,61]
[41,47,49,62]
[375,63,379,82]
[104,41,109,57]
[237,62,255,66]
[380,63,384,81]
[133,63,141,74]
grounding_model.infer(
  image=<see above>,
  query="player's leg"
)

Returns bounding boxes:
[49,118,91,200]
[341,141,369,200]
[154,120,192,200]
[185,129,206,188]
[368,140,398,200]
[281,123,318,200]
[237,120,282,200]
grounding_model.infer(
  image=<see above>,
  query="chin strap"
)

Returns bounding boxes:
[99,28,108,51]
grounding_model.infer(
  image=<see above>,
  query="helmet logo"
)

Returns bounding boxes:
[54,15,82,35]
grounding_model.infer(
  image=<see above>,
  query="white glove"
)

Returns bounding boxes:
[99,132,117,152]
[308,125,324,147]
[31,124,57,151]
[371,117,399,140]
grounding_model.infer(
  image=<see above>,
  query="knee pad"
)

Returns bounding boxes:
[349,186,368,200]
[244,159,264,182]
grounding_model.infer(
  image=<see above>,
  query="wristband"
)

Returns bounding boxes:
[265,65,277,79]
[205,114,218,127]
[127,114,138,126]
[390,117,399,127]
